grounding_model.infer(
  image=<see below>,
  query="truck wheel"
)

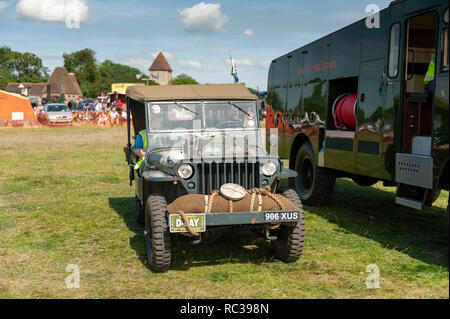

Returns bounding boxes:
[145,195,172,272]
[294,143,335,206]
[271,189,305,262]
[424,189,441,206]
[136,197,144,227]
[352,176,378,187]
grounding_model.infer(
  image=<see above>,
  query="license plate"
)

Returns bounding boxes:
[169,214,206,233]
[263,211,301,222]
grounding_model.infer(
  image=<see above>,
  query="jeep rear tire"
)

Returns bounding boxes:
[271,189,305,262]
[294,143,335,206]
[145,195,172,272]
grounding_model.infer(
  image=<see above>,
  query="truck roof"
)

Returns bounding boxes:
[126,84,257,103]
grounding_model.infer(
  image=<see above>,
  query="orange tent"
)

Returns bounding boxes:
[0,90,40,127]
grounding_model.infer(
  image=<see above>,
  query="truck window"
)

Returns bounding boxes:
[388,23,400,78]
[441,27,448,71]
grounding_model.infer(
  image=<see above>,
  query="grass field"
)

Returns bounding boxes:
[0,126,448,298]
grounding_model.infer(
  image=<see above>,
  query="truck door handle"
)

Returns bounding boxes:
[360,93,366,102]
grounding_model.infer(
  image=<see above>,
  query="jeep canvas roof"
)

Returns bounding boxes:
[126,84,257,102]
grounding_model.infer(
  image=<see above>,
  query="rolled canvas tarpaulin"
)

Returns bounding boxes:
[0,90,40,127]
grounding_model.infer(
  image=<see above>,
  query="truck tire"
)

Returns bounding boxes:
[294,143,335,206]
[136,197,144,227]
[145,195,172,272]
[424,189,441,206]
[352,176,378,187]
[271,189,305,262]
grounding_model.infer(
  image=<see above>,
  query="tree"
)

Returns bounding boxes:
[98,60,157,93]
[63,48,101,97]
[0,66,16,90]
[0,46,49,89]
[171,73,199,85]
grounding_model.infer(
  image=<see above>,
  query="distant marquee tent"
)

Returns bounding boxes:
[0,90,40,127]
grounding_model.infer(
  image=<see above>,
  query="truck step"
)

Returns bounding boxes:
[395,183,429,210]
[395,196,423,210]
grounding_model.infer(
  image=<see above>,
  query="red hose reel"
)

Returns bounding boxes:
[332,93,357,130]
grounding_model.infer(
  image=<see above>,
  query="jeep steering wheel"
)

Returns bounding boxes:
[215,120,244,129]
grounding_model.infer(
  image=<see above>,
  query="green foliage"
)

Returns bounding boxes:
[63,49,159,96]
[63,48,101,97]
[141,78,158,86]
[171,73,199,85]
[0,65,16,90]
[0,46,49,89]
[97,60,157,94]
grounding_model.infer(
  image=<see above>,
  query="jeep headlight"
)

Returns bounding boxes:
[261,161,277,177]
[177,163,194,179]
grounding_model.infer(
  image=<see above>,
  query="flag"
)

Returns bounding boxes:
[230,57,239,83]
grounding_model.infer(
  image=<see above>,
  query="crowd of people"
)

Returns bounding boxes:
[69,99,128,126]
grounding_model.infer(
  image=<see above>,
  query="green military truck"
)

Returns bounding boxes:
[266,0,449,210]
[124,84,305,272]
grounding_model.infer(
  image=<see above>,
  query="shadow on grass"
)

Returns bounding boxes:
[308,179,449,269]
[108,197,275,271]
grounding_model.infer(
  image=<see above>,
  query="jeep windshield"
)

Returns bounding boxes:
[145,101,263,153]
[147,101,258,132]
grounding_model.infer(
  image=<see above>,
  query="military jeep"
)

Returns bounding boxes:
[124,84,305,272]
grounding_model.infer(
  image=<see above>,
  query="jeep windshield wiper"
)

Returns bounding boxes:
[228,102,250,117]
[174,102,198,114]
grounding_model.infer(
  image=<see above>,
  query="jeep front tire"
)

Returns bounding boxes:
[145,195,172,272]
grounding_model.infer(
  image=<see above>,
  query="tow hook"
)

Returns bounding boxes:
[265,229,277,241]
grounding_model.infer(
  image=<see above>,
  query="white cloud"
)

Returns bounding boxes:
[243,29,254,37]
[16,0,88,23]
[176,60,202,70]
[234,58,254,67]
[151,51,173,60]
[228,58,270,69]
[121,58,151,73]
[0,1,9,12]
[179,2,229,33]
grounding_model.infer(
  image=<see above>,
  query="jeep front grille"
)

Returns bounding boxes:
[197,162,260,195]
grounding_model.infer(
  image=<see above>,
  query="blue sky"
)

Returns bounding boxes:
[0,0,392,90]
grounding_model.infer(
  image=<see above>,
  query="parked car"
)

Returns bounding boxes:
[37,103,74,126]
